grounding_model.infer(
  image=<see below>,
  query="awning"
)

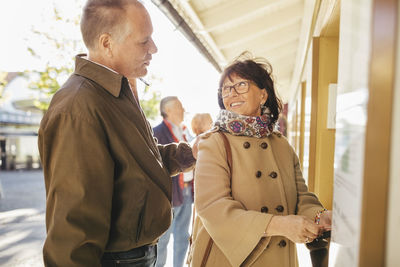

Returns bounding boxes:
[152,0,319,101]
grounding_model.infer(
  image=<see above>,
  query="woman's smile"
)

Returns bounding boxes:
[230,101,245,108]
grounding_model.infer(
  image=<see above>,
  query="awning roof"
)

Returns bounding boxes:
[152,0,318,101]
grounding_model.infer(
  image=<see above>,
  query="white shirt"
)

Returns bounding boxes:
[168,120,194,182]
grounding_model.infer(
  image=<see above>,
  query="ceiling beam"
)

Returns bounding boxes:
[261,42,299,61]
[214,2,303,49]
[152,0,223,71]
[268,51,298,67]
[217,17,302,50]
[222,28,300,61]
[273,60,296,75]
[199,0,302,32]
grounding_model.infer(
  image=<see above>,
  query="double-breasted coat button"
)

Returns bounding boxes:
[261,206,268,213]
[243,142,250,149]
[255,171,262,178]
[269,171,278,178]
[278,240,287,247]
[276,205,284,212]
[260,142,268,149]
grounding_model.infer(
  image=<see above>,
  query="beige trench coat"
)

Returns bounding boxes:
[188,130,324,267]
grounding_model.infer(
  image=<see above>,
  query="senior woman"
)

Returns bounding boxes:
[188,54,332,267]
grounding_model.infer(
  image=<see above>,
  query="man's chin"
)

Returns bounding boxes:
[129,68,148,80]
[137,67,148,78]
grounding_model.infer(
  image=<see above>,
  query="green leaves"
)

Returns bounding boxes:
[139,84,161,120]
[0,71,8,102]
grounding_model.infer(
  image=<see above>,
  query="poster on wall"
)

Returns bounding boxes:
[331,0,372,266]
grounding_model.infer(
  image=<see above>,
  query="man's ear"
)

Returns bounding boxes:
[98,33,113,58]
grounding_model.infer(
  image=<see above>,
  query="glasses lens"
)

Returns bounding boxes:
[221,86,231,97]
[235,81,249,93]
[220,81,249,98]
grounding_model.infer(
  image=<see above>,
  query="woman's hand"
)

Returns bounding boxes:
[319,210,332,232]
[266,215,322,243]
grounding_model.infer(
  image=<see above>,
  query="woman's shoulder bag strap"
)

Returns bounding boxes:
[200,131,232,267]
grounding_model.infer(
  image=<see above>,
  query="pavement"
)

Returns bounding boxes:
[0,170,45,267]
[0,170,316,267]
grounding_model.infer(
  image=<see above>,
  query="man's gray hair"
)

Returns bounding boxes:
[160,96,178,118]
[80,0,139,50]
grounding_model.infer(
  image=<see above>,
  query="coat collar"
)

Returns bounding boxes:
[74,54,125,98]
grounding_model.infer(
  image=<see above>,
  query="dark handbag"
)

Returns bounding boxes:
[188,132,232,267]
[306,230,331,267]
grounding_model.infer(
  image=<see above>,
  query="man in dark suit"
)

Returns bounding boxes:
[153,96,194,267]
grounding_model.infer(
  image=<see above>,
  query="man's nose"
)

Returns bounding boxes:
[149,38,158,54]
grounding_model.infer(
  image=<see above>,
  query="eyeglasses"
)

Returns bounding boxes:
[219,80,251,98]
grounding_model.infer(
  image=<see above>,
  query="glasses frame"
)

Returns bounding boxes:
[219,80,252,98]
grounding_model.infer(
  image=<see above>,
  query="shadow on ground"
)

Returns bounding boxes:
[0,171,46,266]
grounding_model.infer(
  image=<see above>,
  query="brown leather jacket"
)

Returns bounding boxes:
[38,54,195,266]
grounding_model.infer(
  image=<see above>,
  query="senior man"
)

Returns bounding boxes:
[38,1,196,266]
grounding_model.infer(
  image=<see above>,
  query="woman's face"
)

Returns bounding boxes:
[222,74,268,117]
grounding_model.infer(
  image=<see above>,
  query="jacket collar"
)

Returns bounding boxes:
[74,54,125,97]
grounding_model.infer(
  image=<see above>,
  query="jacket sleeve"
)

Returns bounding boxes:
[194,134,272,267]
[157,142,195,176]
[292,148,324,219]
[39,113,114,267]
[153,124,196,177]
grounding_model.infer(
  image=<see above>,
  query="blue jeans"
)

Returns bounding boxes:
[156,184,193,267]
[101,244,157,267]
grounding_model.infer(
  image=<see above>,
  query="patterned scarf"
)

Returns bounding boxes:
[214,109,275,138]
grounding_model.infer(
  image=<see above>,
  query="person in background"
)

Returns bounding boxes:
[38,1,196,266]
[191,113,213,137]
[153,96,194,267]
[188,52,332,267]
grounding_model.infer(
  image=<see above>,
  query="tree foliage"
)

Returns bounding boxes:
[25,65,72,111]
[0,71,7,102]
[139,80,162,120]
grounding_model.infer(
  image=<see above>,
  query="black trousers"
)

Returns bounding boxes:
[101,244,157,267]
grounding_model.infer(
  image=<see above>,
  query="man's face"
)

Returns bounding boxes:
[111,4,157,80]
[166,99,185,125]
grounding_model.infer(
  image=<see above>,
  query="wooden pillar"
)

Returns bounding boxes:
[359,0,397,266]
[308,36,338,209]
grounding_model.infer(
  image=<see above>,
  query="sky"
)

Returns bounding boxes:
[0,0,221,127]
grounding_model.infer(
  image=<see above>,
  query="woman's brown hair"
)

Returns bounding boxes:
[218,52,282,125]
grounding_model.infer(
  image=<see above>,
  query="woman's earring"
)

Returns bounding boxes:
[260,104,266,114]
